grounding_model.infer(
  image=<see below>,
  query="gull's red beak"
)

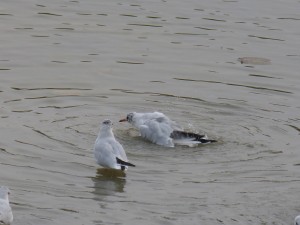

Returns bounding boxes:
[119,118,127,122]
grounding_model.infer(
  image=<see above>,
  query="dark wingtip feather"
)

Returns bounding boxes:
[200,139,217,143]
[116,157,136,167]
[171,130,217,143]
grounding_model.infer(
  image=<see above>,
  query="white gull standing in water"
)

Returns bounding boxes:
[119,112,216,147]
[0,186,13,225]
[94,119,135,171]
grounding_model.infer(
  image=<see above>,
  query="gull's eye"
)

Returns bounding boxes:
[127,113,133,121]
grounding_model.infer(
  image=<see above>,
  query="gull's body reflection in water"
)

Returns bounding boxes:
[91,168,126,199]
[91,168,127,224]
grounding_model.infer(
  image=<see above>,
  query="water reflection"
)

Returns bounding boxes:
[91,168,126,200]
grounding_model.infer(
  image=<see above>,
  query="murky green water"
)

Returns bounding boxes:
[1,0,300,224]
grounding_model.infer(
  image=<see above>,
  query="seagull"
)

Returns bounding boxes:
[119,112,216,147]
[94,119,135,171]
[0,186,13,225]
[295,215,300,225]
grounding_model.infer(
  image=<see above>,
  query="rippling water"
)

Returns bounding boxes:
[1,0,300,224]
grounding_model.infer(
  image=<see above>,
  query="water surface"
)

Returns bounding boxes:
[1,0,300,224]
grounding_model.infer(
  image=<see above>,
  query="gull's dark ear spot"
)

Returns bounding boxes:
[103,119,112,125]
[126,113,134,122]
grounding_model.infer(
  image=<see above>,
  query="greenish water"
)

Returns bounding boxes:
[0,0,300,224]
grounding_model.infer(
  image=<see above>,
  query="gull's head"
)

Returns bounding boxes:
[98,120,114,137]
[119,112,135,124]
[295,215,300,225]
[0,186,10,200]
[102,119,113,128]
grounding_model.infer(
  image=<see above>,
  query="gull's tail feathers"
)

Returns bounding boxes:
[171,130,217,144]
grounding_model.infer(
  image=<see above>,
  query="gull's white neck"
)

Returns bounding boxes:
[0,194,9,202]
[131,112,165,127]
[98,126,114,139]
[130,113,145,127]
